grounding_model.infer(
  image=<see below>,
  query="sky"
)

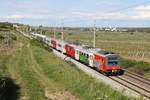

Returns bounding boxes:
[0,0,150,27]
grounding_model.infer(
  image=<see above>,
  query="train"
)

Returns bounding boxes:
[31,33,124,75]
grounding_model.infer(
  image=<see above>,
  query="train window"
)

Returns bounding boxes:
[76,51,78,54]
[87,55,89,58]
[107,60,119,67]
[59,44,62,47]
[108,57,118,60]
[108,61,118,65]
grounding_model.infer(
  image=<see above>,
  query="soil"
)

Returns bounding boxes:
[0,42,23,55]
[45,89,79,100]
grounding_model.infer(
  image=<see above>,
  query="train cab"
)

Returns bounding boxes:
[94,50,123,75]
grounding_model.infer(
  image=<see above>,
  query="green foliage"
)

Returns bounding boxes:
[128,28,150,33]
[0,34,5,39]
[0,22,13,31]
[121,58,150,72]
[30,39,52,52]
[68,33,72,35]
[9,34,17,40]
[0,56,10,77]
[58,32,61,35]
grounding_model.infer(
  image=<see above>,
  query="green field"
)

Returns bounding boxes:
[0,23,141,100]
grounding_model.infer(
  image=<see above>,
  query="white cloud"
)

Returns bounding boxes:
[132,11,150,19]
[132,5,150,19]
[71,10,130,20]
[1,13,57,20]
[5,15,24,19]
[135,5,150,11]
[95,1,122,7]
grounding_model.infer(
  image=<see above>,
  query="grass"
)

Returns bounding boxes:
[0,55,10,77]
[0,25,143,100]
[121,58,150,77]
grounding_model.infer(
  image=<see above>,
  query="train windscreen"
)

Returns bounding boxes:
[107,56,120,67]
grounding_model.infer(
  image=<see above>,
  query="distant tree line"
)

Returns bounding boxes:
[128,28,150,33]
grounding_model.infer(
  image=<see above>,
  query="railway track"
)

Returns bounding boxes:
[109,71,150,99]
[124,70,150,85]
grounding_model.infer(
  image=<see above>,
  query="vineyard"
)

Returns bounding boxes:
[42,29,150,62]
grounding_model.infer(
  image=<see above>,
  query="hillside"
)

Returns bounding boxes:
[0,22,140,100]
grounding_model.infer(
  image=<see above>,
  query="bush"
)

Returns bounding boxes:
[10,34,17,40]
[0,34,5,40]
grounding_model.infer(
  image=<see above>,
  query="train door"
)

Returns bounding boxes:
[75,49,80,60]
[54,42,56,48]
[88,54,94,67]
[93,55,105,71]
[62,44,66,53]
[49,40,52,47]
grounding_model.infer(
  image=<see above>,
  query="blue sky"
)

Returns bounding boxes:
[0,0,150,27]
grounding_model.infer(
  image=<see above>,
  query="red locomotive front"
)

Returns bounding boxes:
[94,52,123,75]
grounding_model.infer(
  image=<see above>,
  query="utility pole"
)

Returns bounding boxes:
[61,19,64,40]
[60,19,64,53]
[53,25,56,38]
[93,20,96,48]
